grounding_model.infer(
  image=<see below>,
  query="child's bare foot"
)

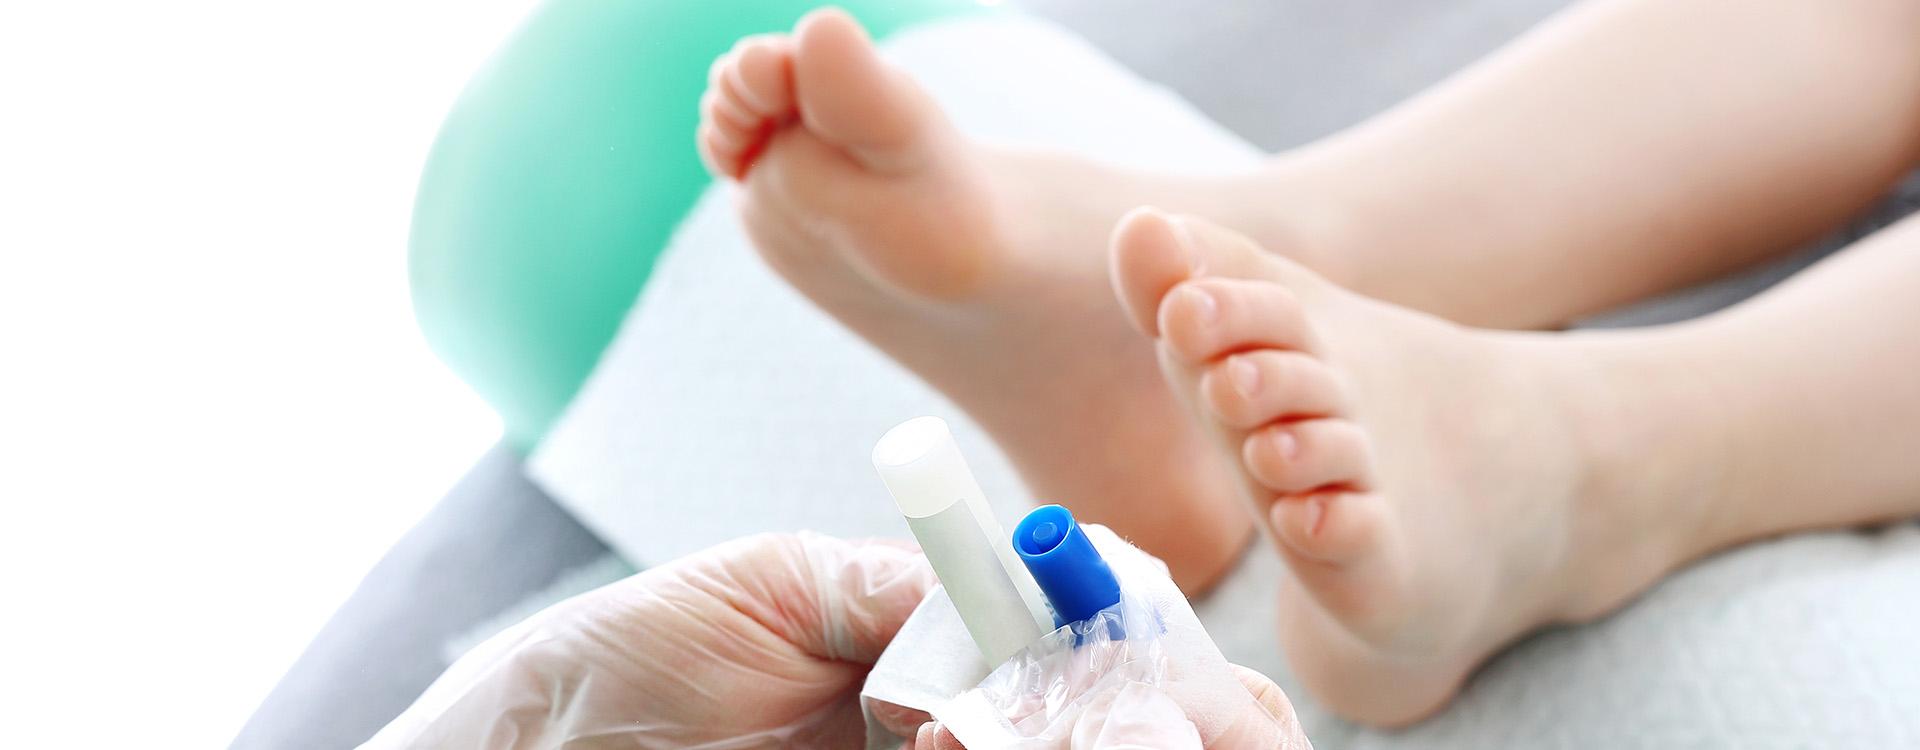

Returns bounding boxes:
[696,9,1320,590]
[1111,209,1701,725]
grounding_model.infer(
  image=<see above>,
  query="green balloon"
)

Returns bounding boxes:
[411,0,983,451]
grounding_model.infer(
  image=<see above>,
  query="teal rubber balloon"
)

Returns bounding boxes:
[411,0,984,451]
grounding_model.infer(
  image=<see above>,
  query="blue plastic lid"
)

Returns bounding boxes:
[1013,504,1122,626]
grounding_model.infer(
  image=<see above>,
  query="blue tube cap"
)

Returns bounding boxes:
[1013,504,1122,626]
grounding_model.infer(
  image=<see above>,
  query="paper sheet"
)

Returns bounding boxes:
[527,12,1256,572]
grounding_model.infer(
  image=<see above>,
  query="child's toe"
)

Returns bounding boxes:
[1109,207,1196,337]
[1201,350,1347,429]
[1242,419,1374,494]
[698,37,797,181]
[728,36,795,120]
[697,122,744,179]
[1271,491,1389,563]
[699,108,753,154]
[1158,278,1320,364]
[701,85,756,144]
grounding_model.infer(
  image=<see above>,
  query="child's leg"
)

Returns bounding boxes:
[1113,207,1920,726]
[1612,210,1920,543]
[1273,0,1920,327]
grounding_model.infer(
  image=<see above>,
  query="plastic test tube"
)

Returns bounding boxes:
[873,416,1053,666]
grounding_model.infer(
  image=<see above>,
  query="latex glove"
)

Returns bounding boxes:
[1076,681,1209,748]
[1078,666,1307,750]
[911,660,1310,749]
[361,531,934,749]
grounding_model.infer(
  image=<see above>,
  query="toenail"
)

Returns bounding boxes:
[1180,285,1218,323]
[1264,427,1298,459]
[1227,356,1261,398]
[1273,496,1322,538]
[1305,496,1327,534]
[1170,216,1205,274]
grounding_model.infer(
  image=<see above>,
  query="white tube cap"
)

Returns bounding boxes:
[874,416,982,518]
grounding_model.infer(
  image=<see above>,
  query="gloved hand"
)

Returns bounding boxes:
[361,531,935,748]
[1078,667,1307,750]
[363,530,1310,749]
[1068,667,1305,749]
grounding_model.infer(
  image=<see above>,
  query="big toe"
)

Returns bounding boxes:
[1110,207,1197,337]
[792,8,943,170]
[1109,208,1313,337]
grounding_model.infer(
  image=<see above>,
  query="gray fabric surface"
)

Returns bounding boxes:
[1016,0,1568,152]
[229,444,611,750]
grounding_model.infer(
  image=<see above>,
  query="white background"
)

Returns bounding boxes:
[0,1,534,745]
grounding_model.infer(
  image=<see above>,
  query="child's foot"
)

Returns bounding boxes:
[1110,209,1697,725]
[696,10,1312,589]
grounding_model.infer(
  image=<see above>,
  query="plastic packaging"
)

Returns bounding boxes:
[863,524,1311,749]
[939,587,1165,741]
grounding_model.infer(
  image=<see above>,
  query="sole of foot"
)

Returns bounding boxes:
[696,10,1259,591]
[1111,208,1684,725]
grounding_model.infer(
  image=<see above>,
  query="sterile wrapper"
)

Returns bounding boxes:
[863,525,1302,749]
